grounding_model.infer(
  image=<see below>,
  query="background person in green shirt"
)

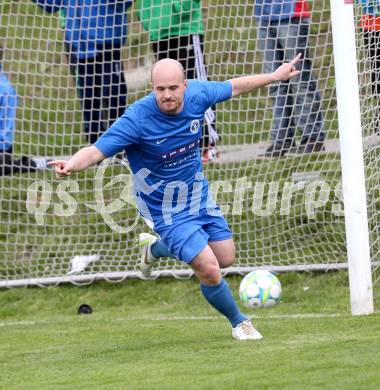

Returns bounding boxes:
[136,0,219,163]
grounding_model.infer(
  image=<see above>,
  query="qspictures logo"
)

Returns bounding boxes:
[25,157,345,232]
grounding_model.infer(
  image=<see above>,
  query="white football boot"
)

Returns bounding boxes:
[138,233,158,277]
[232,319,263,340]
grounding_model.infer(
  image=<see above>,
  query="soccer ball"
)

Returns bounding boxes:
[239,270,282,308]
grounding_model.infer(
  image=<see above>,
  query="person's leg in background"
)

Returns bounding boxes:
[364,29,380,133]
[101,47,128,130]
[257,24,295,157]
[372,30,380,126]
[280,19,324,153]
[83,56,103,144]
[67,50,102,144]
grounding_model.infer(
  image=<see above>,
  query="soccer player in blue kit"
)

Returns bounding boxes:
[49,55,301,340]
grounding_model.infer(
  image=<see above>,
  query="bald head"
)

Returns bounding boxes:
[151,58,185,85]
[151,58,188,115]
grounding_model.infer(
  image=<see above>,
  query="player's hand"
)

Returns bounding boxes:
[273,53,302,81]
[47,160,73,179]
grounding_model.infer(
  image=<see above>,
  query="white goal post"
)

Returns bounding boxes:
[330,0,373,315]
[0,0,378,314]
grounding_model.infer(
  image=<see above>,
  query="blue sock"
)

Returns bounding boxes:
[200,279,247,327]
[151,239,173,259]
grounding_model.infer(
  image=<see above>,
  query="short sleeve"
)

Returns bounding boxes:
[95,107,141,157]
[201,80,232,107]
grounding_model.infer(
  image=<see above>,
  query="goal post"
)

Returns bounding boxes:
[330,0,374,315]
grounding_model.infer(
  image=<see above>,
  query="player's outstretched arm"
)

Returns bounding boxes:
[230,53,302,97]
[47,145,105,179]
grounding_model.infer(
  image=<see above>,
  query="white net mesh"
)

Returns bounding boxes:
[0,1,375,299]
[355,1,380,304]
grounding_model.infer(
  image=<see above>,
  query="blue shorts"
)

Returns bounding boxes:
[155,213,232,264]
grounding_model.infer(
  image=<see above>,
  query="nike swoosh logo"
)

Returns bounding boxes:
[156,138,167,144]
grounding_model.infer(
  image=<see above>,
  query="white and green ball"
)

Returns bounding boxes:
[239,270,282,308]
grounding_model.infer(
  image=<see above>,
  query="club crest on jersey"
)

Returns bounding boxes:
[190,119,200,134]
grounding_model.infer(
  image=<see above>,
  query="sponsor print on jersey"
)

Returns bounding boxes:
[159,139,201,168]
[160,139,200,160]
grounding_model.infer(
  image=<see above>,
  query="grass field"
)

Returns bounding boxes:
[1,272,380,389]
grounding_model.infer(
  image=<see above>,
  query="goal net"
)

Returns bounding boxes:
[355,1,380,303]
[0,0,377,303]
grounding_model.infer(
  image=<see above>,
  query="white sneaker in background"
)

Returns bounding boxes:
[202,146,219,163]
[31,157,54,170]
[67,255,100,275]
[232,319,263,341]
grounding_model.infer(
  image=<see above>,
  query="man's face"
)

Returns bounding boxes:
[153,71,188,115]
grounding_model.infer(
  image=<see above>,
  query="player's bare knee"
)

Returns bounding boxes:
[194,261,221,285]
[201,268,222,285]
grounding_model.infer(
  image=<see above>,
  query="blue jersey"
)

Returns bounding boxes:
[95,79,232,229]
[32,0,133,59]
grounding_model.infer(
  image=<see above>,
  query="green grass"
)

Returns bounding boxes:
[1,272,380,389]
